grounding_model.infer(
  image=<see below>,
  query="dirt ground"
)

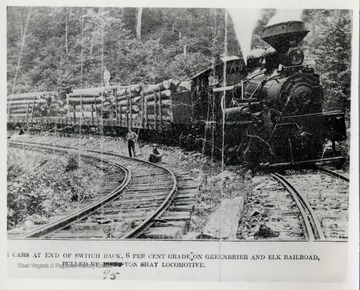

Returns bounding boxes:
[10,130,346,241]
[8,131,253,239]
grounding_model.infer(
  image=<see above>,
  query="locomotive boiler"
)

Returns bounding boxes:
[180,20,346,167]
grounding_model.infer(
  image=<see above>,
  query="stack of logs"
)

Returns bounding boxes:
[7,79,191,127]
[7,92,55,120]
[66,79,182,127]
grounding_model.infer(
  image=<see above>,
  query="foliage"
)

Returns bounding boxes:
[303,10,352,115]
[7,148,107,229]
[7,7,352,122]
[64,152,79,172]
[7,7,228,92]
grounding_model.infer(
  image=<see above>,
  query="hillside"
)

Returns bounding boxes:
[7,7,351,114]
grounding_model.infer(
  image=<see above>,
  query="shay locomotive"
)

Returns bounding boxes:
[186,20,346,167]
[7,20,347,168]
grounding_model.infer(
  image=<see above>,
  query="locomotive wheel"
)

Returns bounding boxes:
[185,135,197,151]
[179,133,188,147]
[236,139,264,169]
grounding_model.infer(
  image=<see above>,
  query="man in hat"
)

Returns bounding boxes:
[126,128,138,157]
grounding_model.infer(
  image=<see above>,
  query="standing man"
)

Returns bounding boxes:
[126,128,138,157]
[103,67,110,88]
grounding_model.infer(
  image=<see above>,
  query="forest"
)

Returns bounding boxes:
[7,7,352,114]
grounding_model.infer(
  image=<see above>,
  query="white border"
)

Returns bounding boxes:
[1,0,358,289]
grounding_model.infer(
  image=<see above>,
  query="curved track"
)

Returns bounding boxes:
[271,173,325,241]
[272,169,349,241]
[8,141,196,240]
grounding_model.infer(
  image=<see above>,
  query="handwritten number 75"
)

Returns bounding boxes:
[103,270,120,280]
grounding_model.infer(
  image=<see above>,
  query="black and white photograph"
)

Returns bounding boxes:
[2,0,359,288]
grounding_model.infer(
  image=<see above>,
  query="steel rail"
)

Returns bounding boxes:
[271,173,325,241]
[316,166,349,182]
[65,148,178,239]
[9,140,177,239]
[9,141,131,239]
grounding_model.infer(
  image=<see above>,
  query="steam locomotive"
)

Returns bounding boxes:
[7,20,346,168]
[183,20,347,167]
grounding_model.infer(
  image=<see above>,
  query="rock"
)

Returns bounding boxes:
[330,204,341,210]
[250,208,261,216]
[202,196,244,239]
[189,215,201,227]
[253,224,280,239]
[96,218,112,224]
[197,201,212,209]
[254,183,267,191]
[195,202,213,214]
[197,174,209,191]
[182,232,202,240]
[8,208,15,217]
[192,153,202,159]
[210,170,235,182]
[24,220,34,227]
[29,214,49,225]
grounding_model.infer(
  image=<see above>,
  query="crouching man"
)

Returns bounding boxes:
[149,144,162,163]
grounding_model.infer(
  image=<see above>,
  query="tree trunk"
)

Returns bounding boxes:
[90,31,95,55]
[136,8,143,41]
[19,9,23,37]
[90,10,101,56]
[65,7,69,55]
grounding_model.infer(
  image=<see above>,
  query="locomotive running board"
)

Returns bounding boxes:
[267,156,345,169]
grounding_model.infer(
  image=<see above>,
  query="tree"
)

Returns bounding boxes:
[7,6,351,111]
[136,8,143,41]
[303,10,352,114]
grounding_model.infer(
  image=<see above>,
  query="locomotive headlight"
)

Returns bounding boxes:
[286,48,304,66]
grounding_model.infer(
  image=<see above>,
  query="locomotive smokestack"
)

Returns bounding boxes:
[262,21,309,52]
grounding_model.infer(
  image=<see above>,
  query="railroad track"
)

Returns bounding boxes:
[271,173,324,241]
[316,166,349,182]
[272,169,349,241]
[238,173,306,241]
[8,141,197,240]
